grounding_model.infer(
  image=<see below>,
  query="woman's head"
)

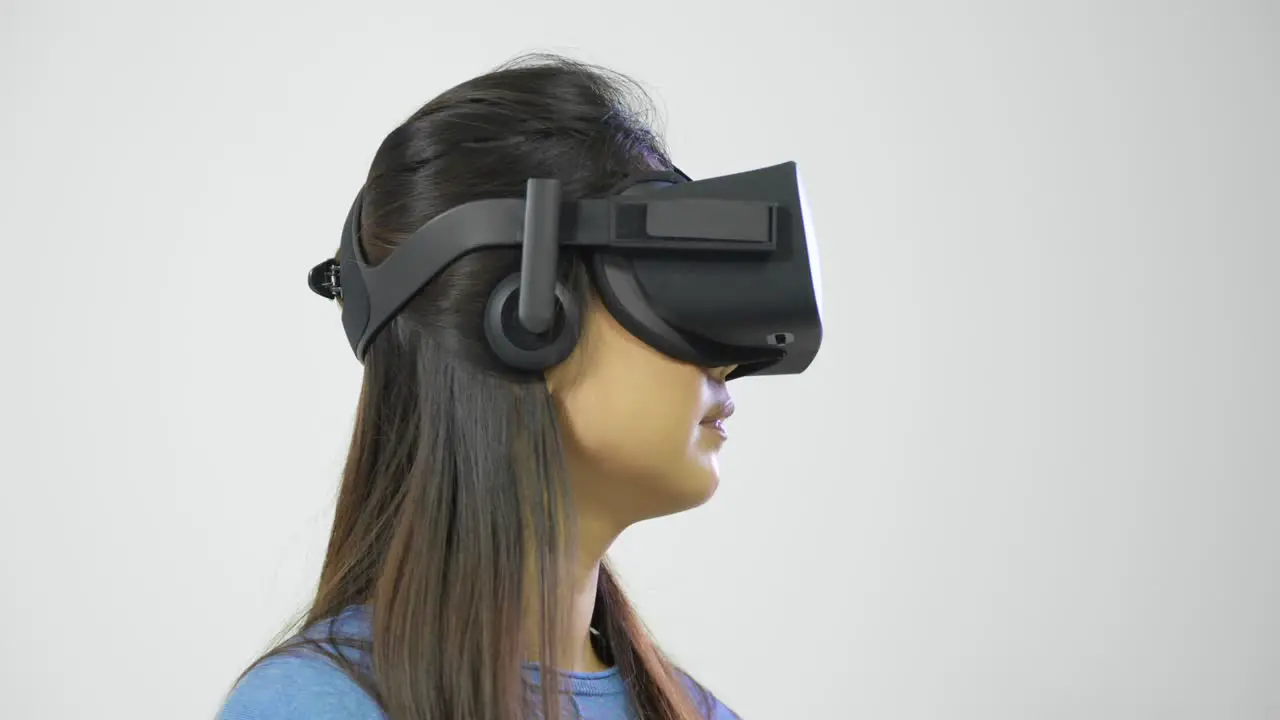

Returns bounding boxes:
[357,54,735,528]
[259,54,725,719]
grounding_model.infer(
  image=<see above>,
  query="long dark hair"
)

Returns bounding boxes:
[234,54,716,719]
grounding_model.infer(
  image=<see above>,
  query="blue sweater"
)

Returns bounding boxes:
[217,606,738,719]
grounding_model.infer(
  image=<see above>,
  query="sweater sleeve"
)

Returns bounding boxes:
[216,652,385,720]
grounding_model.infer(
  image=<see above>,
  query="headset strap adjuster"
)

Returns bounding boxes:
[308,258,342,301]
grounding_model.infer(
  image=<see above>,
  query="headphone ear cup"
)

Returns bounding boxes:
[484,272,582,372]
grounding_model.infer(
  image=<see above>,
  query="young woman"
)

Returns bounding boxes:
[218,55,742,720]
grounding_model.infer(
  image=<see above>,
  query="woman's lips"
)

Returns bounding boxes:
[700,399,735,438]
[700,418,728,438]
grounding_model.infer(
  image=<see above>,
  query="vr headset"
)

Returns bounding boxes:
[307,161,823,380]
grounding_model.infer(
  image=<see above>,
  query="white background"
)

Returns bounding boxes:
[2,1,1277,718]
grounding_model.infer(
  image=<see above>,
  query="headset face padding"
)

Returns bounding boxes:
[483,272,582,372]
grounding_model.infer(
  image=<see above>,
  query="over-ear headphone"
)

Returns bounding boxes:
[483,271,581,372]
[481,177,582,372]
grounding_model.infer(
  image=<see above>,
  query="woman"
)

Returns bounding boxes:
[218,55,742,719]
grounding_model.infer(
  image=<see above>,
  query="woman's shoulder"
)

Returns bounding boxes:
[217,607,381,720]
[216,647,384,720]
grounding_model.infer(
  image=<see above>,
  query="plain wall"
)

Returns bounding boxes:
[1,1,1276,718]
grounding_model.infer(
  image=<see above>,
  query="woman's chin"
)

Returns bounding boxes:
[672,459,723,511]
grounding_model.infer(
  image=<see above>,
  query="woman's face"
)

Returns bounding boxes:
[547,293,737,530]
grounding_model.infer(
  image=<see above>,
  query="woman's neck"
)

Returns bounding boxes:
[524,513,621,672]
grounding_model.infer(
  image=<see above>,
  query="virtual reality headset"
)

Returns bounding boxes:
[307,161,823,380]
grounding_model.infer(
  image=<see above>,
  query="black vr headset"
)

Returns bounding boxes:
[307,161,823,380]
